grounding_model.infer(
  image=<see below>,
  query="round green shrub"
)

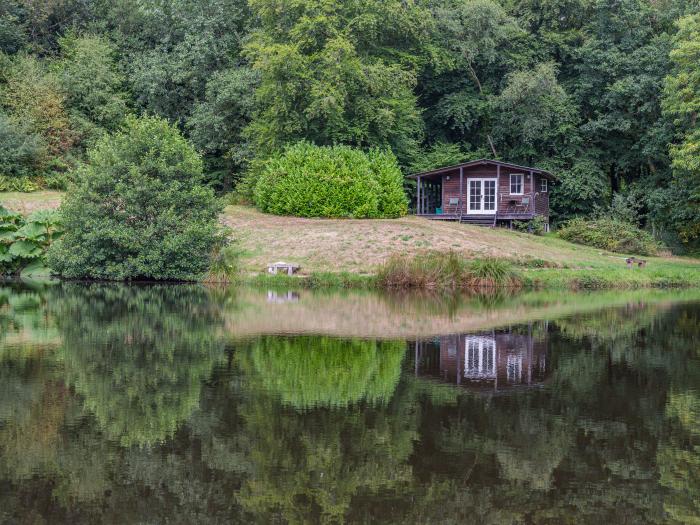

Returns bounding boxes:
[557,217,661,256]
[253,142,407,218]
[47,115,225,281]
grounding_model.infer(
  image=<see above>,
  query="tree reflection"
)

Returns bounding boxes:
[52,284,227,447]
[224,336,414,522]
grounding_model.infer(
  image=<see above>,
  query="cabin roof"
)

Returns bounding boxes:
[408,159,556,180]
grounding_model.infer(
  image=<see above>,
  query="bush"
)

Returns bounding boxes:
[377,251,522,290]
[253,142,407,218]
[0,206,63,276]
[47,116,226,281]
[557,217,661,256]
[512,215,548,236]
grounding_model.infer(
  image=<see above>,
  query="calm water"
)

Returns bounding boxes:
[2,282,700,524]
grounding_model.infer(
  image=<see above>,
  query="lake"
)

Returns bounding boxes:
[2,282,700,524]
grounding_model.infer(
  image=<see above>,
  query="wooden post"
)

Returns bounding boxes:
[417,176,422,215]
[459,167,463,217]
[529,170,534,213]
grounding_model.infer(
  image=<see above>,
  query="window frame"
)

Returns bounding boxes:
[510,173,524,195]
[540,178,548,193]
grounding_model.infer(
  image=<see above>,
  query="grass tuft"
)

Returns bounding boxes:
[203,243,243,283]
[377,251,522,290]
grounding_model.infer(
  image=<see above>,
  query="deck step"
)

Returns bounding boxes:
[460,215,495,227]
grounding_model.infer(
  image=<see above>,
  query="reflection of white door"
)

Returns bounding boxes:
[467,179,497,215]
[506,354,522,383]
[465,337,497,379]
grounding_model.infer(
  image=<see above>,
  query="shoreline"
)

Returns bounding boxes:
[245,265,700,291]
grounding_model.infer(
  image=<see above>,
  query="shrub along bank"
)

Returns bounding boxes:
[47,116,227,281]
[253,142,407,218]
[557,217,661,256]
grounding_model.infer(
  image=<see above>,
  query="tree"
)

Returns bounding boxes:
[0,53,73,162]
[244,0,428,164]
[54,33,130,148]
[662,13,700,247]
[0,111,44,178]
[116,0,250,125]
[429,0,520,155]
[47,115,225,281]
[492,62,579,164]
[187,66,259,191]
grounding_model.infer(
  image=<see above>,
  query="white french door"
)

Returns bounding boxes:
[467,179,497,215]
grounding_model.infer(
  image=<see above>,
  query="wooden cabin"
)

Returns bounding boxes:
[414,327,548,393]
[409,159,555,229]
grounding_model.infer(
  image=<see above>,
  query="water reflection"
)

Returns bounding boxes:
[1,282,700,523]
[414,325,548,392]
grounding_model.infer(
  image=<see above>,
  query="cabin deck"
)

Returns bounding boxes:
[417,211,538,221]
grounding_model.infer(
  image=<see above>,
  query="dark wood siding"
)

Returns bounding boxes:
[419,161,550,220]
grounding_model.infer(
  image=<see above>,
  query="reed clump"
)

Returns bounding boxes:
[377,251,522,290]
[203,243,242,283]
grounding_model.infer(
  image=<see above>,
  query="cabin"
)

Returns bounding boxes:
[414,327,548,393]
[409,159,555,229]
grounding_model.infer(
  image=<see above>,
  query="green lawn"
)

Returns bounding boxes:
[3,192,699,289]
[0,191,63,215]
[224,205,700,288]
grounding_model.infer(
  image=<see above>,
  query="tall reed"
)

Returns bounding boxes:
[377,251,522,290]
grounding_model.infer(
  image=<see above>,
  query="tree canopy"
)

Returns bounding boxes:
[1,0,699,249]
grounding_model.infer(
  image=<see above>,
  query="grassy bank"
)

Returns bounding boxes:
[3,193,700,290]
[251,255,700,291]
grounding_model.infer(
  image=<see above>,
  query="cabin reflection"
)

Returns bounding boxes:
[414,326,548,392]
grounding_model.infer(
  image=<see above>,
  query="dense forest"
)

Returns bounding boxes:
[0,0,699,251]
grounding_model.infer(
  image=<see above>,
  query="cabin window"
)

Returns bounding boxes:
[510,174,524,195]
[540,178,548,192]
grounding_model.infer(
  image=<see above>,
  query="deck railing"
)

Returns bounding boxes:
[497,193,535,218]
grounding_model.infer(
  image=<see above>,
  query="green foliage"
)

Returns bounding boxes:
[662,13,700,248]
[558,217,662,256]
[550,160,610,222]
[0,111,44,179]
[253,142,407,219]
[244,0,428,164]
[377,251,522,289]
[0,53,73,161]
[0,206,63,275]
[512,215,548,236]
[409,142,475,174]
[187,66,259,190]
[47,116,225,281]
[54,33,129,148]
[123,0,249,125]
[0,176,38,192]
[492,63,579,162]
[204,242,242,283]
